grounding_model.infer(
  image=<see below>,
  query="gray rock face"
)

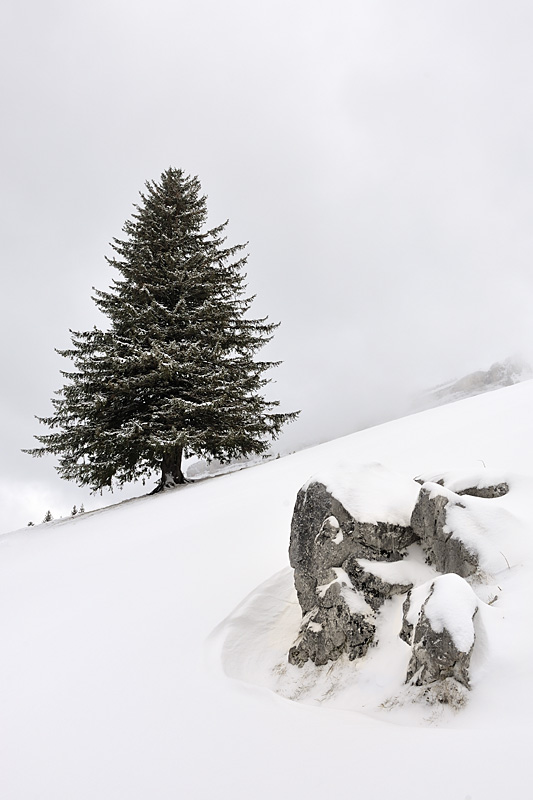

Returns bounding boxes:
[457,482,509,499]
[287,466,490,704]
[413,468,510,500]
[410,485,478,578]
[288,480,416,666]
[288,577,376,667]
[343,555,413,612]
[290,481,416,613]
[404,579,478,689]
[399,592,415,645]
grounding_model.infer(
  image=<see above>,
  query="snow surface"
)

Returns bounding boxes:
[305,460,420,525]
[423,575,479,653]
[3,381,533,798]
[316,568,375,617]
[356,549,437,586]
[419,478,527,574]
[405,574,480,654]
[416,465,511,493]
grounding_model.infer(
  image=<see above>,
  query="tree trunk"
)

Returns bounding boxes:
[152,446,187,493]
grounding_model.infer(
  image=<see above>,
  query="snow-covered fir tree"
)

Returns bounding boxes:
[25,168,298,492]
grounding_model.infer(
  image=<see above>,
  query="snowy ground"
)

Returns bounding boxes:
[3,381,533,798]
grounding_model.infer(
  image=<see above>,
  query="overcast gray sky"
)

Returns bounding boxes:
[2,0,533,532]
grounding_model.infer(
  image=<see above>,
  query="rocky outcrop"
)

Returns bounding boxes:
[457,482,509,499]
[414,467,510,500]
[410,484,479,578]
[403,576,479,690]
[288,568,376,666]
[290,480,416,614]
[343,555,413,612]
[287,463,506,704]
[288,474,418,667]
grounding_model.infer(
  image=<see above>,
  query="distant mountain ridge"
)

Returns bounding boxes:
[415,357,533,411]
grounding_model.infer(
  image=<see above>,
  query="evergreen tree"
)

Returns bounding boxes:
[25,168,298,492]
[79,504,85,514]
[71,505,78,516]
[43,510,53,523]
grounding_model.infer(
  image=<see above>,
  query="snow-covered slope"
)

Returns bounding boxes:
[3,381,533,799]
